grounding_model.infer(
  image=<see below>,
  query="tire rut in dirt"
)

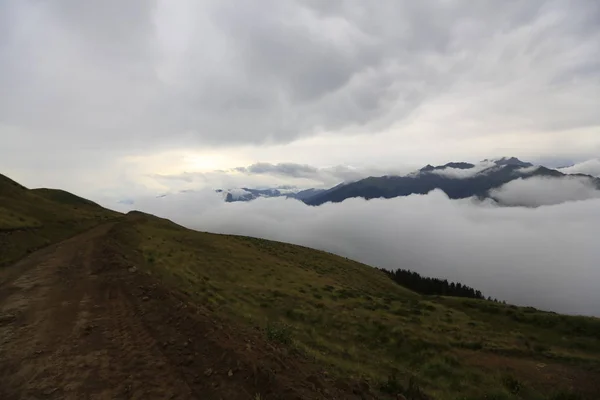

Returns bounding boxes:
[100,284,194,399]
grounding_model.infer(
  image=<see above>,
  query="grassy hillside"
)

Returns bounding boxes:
[108,212,600,400]
[2,173,599,398]
[0,173,119,266]
[31,187,102,207]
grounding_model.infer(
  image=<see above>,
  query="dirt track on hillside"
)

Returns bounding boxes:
[0,224,367,400]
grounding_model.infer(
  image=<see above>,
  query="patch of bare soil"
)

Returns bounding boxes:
[0,224,379,399]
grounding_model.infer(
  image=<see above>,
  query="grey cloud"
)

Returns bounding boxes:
[1,0,600,152]
[0,1,160,149]
[121,190,600,317]
[428,161,496,179]
[490,176,600,206]
[244,163,319,177]
[212,1,365,102]
[48,1,156,56]
[241,162,412,183]
[153,172,202,183]
[152,162,414,193]
[559,159,600,178]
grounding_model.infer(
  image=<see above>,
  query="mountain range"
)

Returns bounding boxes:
[217,157,600,206]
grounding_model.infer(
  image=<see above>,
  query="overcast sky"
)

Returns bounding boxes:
[1,0,600,201]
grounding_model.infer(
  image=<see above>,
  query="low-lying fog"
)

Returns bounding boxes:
[119,177,600,317]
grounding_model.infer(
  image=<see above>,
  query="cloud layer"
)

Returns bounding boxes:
[122,187,600,317]
[154,162,414,194]
[491,176,600,206]
[560,159,600,178]
[428,161,497,179]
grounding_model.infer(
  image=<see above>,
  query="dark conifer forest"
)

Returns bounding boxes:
[380,268,487,300]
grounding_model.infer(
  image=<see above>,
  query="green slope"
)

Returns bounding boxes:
[2,173,599,398]
[106,211,600,400]
[31,188,102,207]
[0,173,119,266]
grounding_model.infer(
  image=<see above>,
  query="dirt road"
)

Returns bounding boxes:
[0,224,199,399]
[0,224,362,400]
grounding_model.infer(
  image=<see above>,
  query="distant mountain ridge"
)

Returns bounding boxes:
[304,157,599,205]
[215,157,600,206]
[305,157,551,205]
[216,187,326,202]
[420,162,476,172]
[486,157,533,168]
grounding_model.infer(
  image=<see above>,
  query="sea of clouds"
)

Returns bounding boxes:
[116,176,600,317]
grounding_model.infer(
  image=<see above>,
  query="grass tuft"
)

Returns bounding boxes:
[266,322,293,345]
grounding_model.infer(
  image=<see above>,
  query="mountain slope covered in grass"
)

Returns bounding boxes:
[1,172,599,399]
[0,173,119,265]
[107,211,600,399]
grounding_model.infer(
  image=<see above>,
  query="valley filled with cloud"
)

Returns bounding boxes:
[120,174,600,317]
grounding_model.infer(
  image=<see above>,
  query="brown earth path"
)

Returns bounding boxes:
[0,224,367,400]
[0,223,196,399]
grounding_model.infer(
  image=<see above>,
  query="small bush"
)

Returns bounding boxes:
[266,322,292,345]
